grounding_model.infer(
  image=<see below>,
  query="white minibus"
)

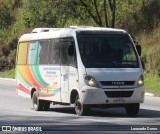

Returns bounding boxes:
[16,26,144,116]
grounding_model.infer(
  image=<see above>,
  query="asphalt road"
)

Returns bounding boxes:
[0,79,160,133]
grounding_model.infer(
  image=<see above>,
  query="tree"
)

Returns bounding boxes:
[108,0,116,28]
[0,0,13,29]
[79,0,116,27]
[22,0,58,27]
[21,0,116,28]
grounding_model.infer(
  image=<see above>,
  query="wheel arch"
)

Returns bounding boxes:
[31,88,36,99]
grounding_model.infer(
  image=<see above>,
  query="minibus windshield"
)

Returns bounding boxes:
[77,33,138,68]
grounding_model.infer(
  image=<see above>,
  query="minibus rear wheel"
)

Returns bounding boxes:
[74,95,90,116]
[32,92,50,111]
[32,91,43,111]
[125,103,140,116]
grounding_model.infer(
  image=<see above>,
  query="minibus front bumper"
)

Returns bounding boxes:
[80,85,145,105]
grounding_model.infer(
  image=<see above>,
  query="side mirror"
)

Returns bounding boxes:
[134,41,141,56]
[68,43,74,56]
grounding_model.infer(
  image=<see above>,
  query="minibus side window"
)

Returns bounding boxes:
[61,38,77,68]
[38,40,49,65]
[48,39,61,65]
[37,39,61,65]
[69,44,77,68]
[61,41,69,65]
[28,41,39,65]
[17,42,28,65]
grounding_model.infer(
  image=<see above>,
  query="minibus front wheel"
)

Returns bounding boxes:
[125,103,140,116]
[74,95,90,116]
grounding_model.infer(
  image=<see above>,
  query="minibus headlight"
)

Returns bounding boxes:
[138,75,144,87]
[84,75,100,88]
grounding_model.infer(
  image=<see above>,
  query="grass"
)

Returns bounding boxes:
[135,25,160,96]
[0,68,15,79]
[144,74,160,96]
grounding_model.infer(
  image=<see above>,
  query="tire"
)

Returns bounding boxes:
[32,92,43,111]
[32,92,50,111]
[125,103,140,116]
[74,95,90,116]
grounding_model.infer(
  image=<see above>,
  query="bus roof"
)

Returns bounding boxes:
[19,26,127,42]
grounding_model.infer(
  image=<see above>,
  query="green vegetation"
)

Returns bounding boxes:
[0,0,160,96]
[0,68,15,78]
[136,25,160,96]
[144,74,160,96]
[136,26,160,76]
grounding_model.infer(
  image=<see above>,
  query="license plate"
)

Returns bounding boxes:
[113,98,125,103]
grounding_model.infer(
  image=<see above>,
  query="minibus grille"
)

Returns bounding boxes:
[100,81,135,86]
[104,91,133,98]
